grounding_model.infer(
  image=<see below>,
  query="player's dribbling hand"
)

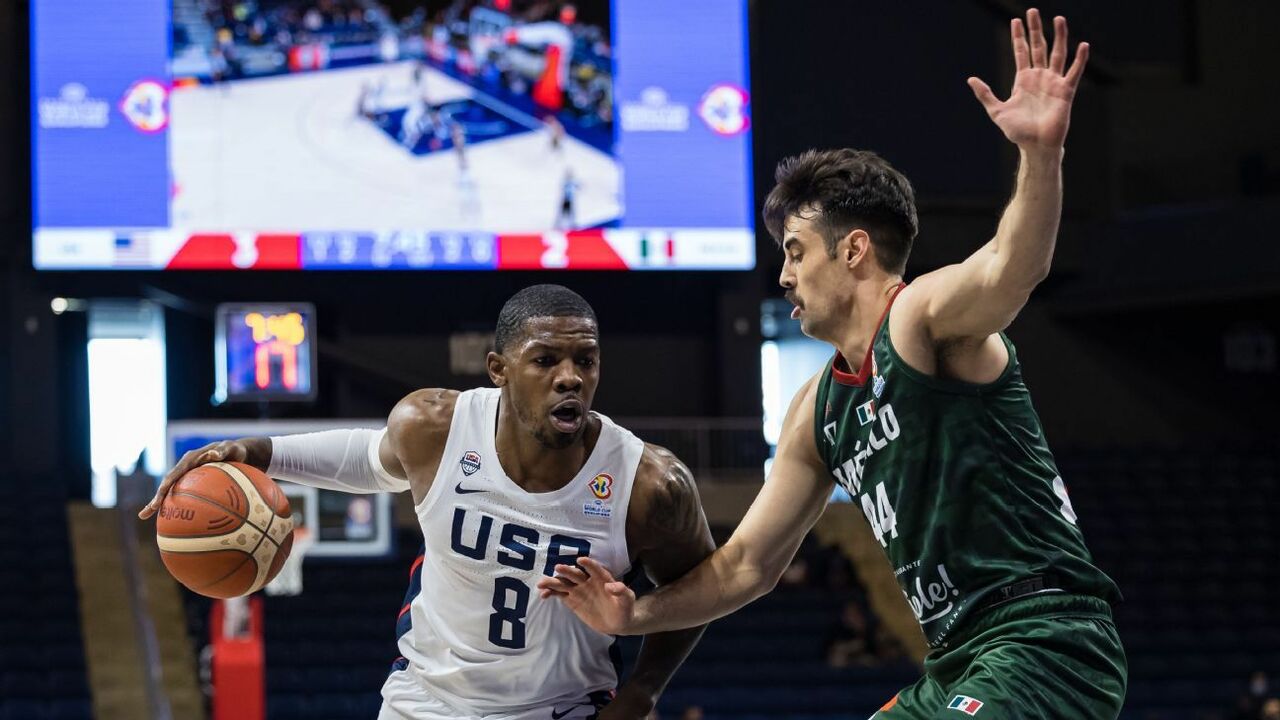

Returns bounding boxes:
[966,8,1089,152]
[138,440,250,520]
[536,556,637,635]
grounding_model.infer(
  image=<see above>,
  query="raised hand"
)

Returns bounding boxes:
[967,9,1089,151]
[536,556,637,636]
[137,440,250,519]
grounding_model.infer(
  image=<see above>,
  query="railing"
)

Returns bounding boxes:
[614,417,768,483]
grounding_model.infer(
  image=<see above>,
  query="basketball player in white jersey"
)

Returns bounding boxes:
[141,284,715,719]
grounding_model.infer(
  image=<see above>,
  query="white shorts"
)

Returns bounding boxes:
[378,669,603,720]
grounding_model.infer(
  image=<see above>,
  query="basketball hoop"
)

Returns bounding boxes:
[265,525,313,597]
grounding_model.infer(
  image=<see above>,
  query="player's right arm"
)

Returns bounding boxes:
[538,375,832,635]
[139,389,456,519]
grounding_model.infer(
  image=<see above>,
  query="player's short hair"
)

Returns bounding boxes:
[495,285,599,353]
[763,149,918,275]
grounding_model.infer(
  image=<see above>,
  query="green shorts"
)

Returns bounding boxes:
[871,595,1126,720]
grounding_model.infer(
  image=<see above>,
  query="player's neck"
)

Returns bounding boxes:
[494,410,599,492]
[834,276,903,366]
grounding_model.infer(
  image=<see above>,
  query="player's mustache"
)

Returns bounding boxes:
[785,291,802,308]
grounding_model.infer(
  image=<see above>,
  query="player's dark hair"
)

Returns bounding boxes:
[763,149,918,275]
[495,285,598,353]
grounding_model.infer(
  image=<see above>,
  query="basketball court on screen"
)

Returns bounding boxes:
[169,61,621,232]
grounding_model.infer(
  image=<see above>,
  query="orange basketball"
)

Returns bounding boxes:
[156,462,294,599]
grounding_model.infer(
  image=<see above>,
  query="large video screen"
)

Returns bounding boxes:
[32,0,753,270]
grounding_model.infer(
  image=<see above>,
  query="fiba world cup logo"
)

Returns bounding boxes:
[587,473,613,500]
[697,84,750,137]
[120,80,169,133]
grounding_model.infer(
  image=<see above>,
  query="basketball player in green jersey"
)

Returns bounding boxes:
[539,9,1125,718]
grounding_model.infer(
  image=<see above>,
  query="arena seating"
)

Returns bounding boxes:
[0,483,92,720]
[1062,450,1280,720]
[260,555,408,720]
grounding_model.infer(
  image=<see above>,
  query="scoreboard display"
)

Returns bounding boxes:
[214,303,317,403]
[30,0,754,271]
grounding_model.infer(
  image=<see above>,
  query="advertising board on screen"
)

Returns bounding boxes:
[31,0,753,271]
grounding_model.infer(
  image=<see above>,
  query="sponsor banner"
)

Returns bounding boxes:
[32,0,171,229]
[614,0,752,229]
[620,87,690,132]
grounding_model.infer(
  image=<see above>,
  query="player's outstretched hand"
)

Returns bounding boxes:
[537,556,637,635]
[967,8,1089,151]
[138,440,250,520]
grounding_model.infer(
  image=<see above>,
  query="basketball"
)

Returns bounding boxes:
[156,462,295,599]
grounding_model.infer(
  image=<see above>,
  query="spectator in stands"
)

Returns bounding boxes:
[680,706,703,720]
[1235,672,1273,720]
[1263,698,1280,720]
[825,601,878,668]
[304,7,324,31]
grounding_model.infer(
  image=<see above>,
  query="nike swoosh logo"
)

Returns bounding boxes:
[550,708,583,720]
[454,483,486,494]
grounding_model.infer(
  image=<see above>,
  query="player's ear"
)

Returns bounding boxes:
[487,351,507,387]
[844,229,871,269]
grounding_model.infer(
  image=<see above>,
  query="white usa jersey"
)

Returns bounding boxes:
[385,388,643,716]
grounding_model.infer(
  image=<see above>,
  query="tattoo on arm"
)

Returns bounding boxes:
[619,455,715,708]
[645,461,706,556]
[636,454,715,584]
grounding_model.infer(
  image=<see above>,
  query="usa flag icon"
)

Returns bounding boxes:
[948,695,984,715]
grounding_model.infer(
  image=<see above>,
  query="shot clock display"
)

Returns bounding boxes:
[214,303,317,403]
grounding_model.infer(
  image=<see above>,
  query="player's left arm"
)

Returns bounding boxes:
[605,448,716,718]
[906,10,1090,341]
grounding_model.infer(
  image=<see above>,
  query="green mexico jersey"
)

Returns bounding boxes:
[814,287,1120,649]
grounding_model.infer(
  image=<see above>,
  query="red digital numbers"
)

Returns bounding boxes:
[243,312,306,390]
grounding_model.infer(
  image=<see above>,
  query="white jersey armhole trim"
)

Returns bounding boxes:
[414,389,474,514]
[367,427,406,489]
[610,428,645,579]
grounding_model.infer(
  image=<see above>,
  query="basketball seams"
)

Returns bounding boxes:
[211,462,280,533]
[161,549,253,593]
[217,463,292,593]
[157,462,294,598]
[175,465,249,516]
[250,509,293,593]
[164,490,282,541]
[223,485,243,515]
[243,513,276,593]
[166,490,251,532]
[207,516,236,531]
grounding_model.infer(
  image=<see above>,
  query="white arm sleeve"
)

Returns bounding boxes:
[266,428,410,494]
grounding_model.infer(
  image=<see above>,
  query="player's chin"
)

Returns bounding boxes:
[546,428,583,449]
[540,419,584,449]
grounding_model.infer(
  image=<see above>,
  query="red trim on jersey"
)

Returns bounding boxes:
[831,283,907,387]
[398,554,425,618]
